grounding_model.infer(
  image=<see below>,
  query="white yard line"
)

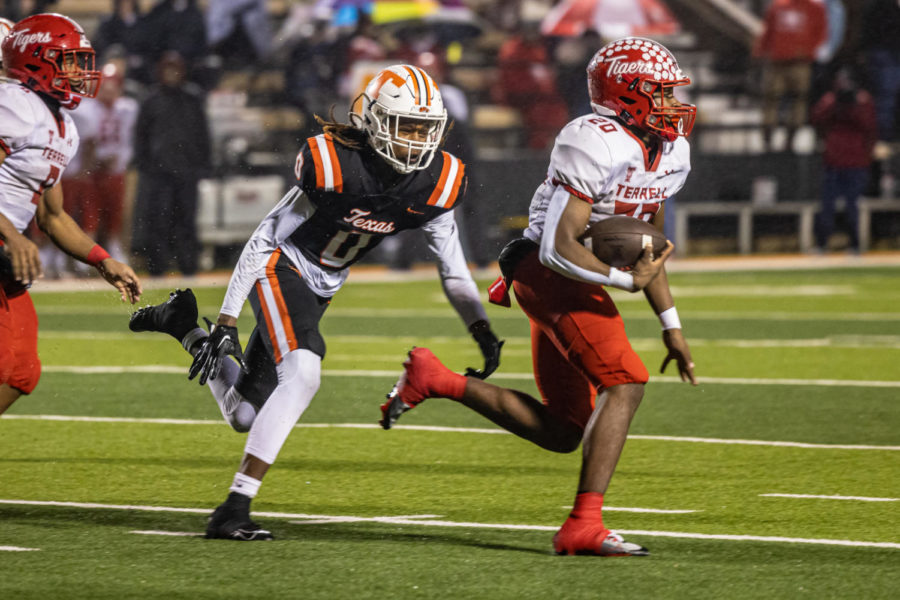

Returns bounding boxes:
[2,499,896,550]
[561,506,699,514]
[760,493,898,502]
[5,415,899,451]
[0,545,40,551]
[628,435,900,451]
[130,530,203,537]
[37,331,900,350]
[37,365,900,388]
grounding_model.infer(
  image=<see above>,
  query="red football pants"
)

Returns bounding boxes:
[0,290,41,394]
[512,251,648,429]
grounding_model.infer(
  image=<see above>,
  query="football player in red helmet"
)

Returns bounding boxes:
[0,13,141,415]
[587,37,696,143]
[381,38,697,557]
[3,13,100,109]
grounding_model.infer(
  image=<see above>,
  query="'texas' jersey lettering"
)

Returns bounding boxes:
[290,134,466,270]
[342,208,396,234]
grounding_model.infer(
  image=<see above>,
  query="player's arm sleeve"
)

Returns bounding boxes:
[219,186,313,318]
[537,133,635,291]
[537,186,632,291]
[422,209,488,327]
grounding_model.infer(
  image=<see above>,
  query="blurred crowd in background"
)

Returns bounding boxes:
[3,0,899,275]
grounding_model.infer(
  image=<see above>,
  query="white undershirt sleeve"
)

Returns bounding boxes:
[422,210,488,327]
[219,186,313,318]
[537,186,634,291]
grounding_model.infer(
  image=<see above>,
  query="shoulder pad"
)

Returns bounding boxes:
[0,84,40,144]
[549,117,614,203]
[425,151,466,209]
[303,133,344,192]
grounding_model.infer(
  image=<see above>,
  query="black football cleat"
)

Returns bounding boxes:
[380,379,411,430]
[129,288,199,342]
[205,502,274,542]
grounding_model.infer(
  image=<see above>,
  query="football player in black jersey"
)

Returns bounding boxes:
[129,64,502,541]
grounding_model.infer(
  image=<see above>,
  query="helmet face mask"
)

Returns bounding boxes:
[2,13,100,109]
[587,37,696,141]
[352,65,447,174]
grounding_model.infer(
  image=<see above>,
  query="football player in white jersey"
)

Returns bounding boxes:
[381,37,698,556]
[0,14,142,415]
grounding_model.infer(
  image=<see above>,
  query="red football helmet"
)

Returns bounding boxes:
[587,37,696,141]
[1,13,99,109]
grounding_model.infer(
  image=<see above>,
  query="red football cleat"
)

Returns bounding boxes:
[380,347,463,430]
[553,517,649,557]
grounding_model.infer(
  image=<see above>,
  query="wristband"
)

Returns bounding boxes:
[86,244,111,267]
[658,306,682,330]
[607,267,635,291]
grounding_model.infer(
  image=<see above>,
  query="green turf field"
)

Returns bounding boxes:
[2,265,898,599]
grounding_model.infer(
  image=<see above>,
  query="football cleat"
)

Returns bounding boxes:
[129,288,199,342]
[380,377,414,430]
[379,347,449,430]
[553,519,648,557]
[205,502,273,542]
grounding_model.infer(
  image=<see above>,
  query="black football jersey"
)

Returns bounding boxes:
[289,133,467,271]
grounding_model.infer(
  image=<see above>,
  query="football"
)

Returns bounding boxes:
[581,216,668,270]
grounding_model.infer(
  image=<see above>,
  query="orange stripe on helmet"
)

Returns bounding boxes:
[414,66,431,107]
[402,66,422,106]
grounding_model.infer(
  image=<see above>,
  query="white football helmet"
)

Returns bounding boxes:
[0,18,13,68]
[352,64,447,174]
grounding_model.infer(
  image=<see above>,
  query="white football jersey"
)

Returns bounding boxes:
[0,82,80,232]
[524,113,690,243]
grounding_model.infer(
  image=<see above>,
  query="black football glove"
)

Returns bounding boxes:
[465,319,504,379]
[188,318,247,386]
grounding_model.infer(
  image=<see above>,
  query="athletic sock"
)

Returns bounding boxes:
[182,327,208,354]
[229,473,261,499]
[570,491,605,525]
[436,371,467,400]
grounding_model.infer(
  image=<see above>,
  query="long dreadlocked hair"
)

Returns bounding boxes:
[314,106,368,149]
[314,105,455,150]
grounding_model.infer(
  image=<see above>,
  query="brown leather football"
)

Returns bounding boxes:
[580,216,668,269]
